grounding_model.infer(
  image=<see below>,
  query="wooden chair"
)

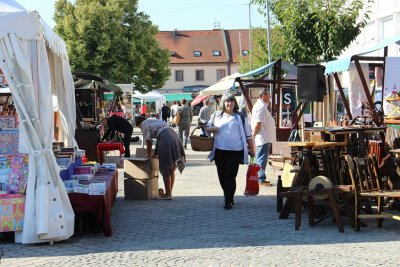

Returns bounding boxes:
[344,155,400,231]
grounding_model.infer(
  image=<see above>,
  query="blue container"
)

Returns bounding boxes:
[60,163,75,181]
[74,156,82,167]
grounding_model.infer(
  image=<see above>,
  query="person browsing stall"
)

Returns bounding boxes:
[198,99,213,137]
[205,93,255,210]
[135,116,186,200]
[251,89,276,186]
[101,115,133,158]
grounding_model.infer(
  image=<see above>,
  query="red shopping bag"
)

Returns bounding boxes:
[244,157,260,196]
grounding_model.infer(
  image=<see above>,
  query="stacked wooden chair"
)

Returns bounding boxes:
[344,154,400,231]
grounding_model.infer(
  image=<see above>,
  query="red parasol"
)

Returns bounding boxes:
[191,94,210,106]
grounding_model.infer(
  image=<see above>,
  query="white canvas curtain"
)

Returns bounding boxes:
[0,3,75,244]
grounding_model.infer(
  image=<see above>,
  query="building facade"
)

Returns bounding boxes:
[340,0,400,58]
[156,29,250,97]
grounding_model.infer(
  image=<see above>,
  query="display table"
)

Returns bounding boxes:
[68,168,118,237]
[97,143,125,164]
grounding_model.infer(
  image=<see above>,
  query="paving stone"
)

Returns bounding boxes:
[2,121,400,266]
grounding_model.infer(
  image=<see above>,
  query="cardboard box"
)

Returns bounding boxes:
[124,148,159,179]
[135,148,159,170]
[124,177,159,200]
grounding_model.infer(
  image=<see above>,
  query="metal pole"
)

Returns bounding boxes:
[249,2,252,71]
[266,0,272,64]
[238,31,242,61]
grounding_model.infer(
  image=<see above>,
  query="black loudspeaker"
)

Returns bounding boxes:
[297,64,326,102]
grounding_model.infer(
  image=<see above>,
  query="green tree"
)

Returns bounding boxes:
[251,0,372,63]
[239,27,287,73]
[54,0,170,92]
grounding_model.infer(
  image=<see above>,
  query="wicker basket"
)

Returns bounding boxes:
[190,126,214,151]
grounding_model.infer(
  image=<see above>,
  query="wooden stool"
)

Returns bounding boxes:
[280,186,353,233]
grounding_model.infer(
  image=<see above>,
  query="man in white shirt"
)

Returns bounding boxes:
[251,89,276,185]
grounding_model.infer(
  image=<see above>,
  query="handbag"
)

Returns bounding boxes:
[244,157,260,196]
[172,110,181,125]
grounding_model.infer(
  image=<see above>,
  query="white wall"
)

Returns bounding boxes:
[161,63,240,92]
[339,0,400,58]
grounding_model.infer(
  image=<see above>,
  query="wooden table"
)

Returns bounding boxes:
[68,167,118,237]
[305,126,385,157]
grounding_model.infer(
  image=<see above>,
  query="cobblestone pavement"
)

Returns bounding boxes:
[1,123,400,266]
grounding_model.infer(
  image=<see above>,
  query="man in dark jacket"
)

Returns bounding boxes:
[161,103,171,122]
[101,115,133,157]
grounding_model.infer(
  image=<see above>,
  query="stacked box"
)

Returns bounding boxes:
[123,148,159,200]
[0,130,19,155]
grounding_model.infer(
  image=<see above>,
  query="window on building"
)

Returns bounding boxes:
[195,70,204,81]
[193,51,202,57]
[242,50,249,56]
[175,70,184,82]
[217,69,226,81]
[212,50,221,56]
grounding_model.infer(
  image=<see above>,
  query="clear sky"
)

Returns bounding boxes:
[15,0,267,30]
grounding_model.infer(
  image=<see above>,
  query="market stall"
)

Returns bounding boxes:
[72,72,123,161]
[73,72,123,124]
[132,90,166,117]
[325,34,400,151]
[233,60,298,141]
[0,0,76,244]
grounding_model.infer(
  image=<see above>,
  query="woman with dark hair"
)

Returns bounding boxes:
[135,116,186,199]
[205,93,255,209]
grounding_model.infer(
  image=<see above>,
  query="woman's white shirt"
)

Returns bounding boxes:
[214,113,243,151]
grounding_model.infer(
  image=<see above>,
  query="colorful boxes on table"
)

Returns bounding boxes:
[0,154,28,194]
[0,129,19,155]
[0,115,16,129]
[0,194,25,232]
[74,165,94,175]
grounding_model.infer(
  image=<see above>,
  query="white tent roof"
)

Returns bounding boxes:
[200,73,241,96]
[0,86,10,94]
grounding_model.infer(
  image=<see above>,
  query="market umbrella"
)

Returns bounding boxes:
[191,94,210,106]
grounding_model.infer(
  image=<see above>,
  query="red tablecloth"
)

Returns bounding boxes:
[68,168,118,237]
[97,143,125,164]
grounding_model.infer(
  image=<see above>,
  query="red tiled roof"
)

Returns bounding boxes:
[156,29,250,64]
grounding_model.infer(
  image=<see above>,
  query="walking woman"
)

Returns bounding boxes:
[135,116,186,199]
[205,93,255,209]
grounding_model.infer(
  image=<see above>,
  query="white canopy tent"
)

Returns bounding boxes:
[132,90,166,113]
[0,0,75,243]
[200,73,241,96]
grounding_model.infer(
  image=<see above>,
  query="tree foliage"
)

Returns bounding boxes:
[239,27,287,73]
[251,0,372,63]
[54,0,170,92]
